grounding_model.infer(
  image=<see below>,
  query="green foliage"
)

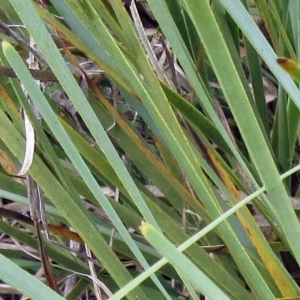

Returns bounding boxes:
[1,0,300,299]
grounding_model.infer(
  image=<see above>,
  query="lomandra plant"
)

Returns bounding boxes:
[1,0,300,299]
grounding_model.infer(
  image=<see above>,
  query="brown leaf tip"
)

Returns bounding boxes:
[276,57,287,64]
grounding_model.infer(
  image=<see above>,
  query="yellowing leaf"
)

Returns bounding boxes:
[277,57,300,83]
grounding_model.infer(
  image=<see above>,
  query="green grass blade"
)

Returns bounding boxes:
[183,0,300,295]
[3,0,171,296]
[0,254,64,300]
[140,222,231,300]
[2,41,150,299]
